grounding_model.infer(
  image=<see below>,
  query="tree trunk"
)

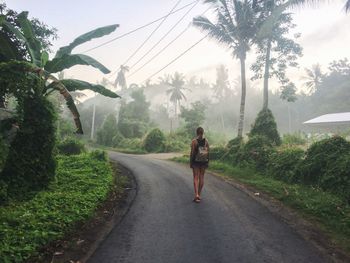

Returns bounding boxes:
[237,58,247,138]
[263,37,272,110]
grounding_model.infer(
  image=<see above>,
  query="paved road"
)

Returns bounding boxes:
[88,152,328,263]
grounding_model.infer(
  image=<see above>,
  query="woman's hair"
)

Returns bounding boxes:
[196,127,204,136]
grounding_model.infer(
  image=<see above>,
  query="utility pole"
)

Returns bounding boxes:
[90,95,96,140]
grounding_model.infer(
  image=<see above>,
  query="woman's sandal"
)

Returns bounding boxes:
[193,196,201,203]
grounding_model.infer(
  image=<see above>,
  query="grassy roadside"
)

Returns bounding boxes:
[172,156,350,254]
[0,151,122,263]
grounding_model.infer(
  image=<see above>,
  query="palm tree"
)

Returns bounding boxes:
[166,72,187,118]
[0,11,120,134]
[193,0,257,137]
[115,65,129,90]
[302,64,323,94]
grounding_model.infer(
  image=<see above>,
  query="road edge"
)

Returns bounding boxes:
[172,160,349,263]
[78,161,138,263]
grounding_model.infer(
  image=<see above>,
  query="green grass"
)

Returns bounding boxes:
[172,156,350,253]
[0,152,116,263]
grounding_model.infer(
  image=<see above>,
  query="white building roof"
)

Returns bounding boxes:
[304,112,350,124]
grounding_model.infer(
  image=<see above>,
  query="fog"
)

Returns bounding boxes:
[7,0,350,143]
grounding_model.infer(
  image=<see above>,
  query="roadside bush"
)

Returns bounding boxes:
[225,137,244,164]
[238,135,275,170]
[119,138,143,150]
[268,147,304,183]
[143,128,166,152]
[112,131,124,147]
[249,108,281,146]
[0,153,114,262]
[297,136,350,187]
[57,137,86,155]
[322,152,350,202]
[209,146,227,161]
[282,133,307,146]
[164,137,187,152]
[90,149,107,161]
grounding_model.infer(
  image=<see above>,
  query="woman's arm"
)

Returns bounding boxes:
[190,139,196,168]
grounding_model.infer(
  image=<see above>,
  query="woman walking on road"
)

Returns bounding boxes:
[190,127,209,203]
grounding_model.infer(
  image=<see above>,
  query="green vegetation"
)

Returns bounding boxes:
[1,95,57,199]
[57,137,86,155]
[143,128,166,153]
[0,151,117,262]
[0,10,119,202]
[249,108,281,146]
[172,156,350,252]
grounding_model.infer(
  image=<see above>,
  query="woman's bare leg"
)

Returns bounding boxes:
[198,167,205,196]
[193,168,200,199]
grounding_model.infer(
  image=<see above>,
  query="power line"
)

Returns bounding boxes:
[128,0,200,71]
[82,0,197,54]
[128,7,211,78]
[141,33,208,83]
[121,0,182,67]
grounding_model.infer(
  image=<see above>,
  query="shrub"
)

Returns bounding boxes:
[90,149,107,161]
[225,137,244,164]
[322,152,350,202]
[238,135,275,170]
[297,136,350,187]
[112,131,124,147]
[209,146,227,161]
[143,128,166,152]
[164,137,187,152]
[249,108,281,146]
[268,147,304,183]
[282,133,307,146]
[0,96,56,200]
[119,138,143,150]
[57,137,86,155]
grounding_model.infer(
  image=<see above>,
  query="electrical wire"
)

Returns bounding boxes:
[128,0,200,71]
[141,33,208,83]
[81,0,197,54]
[121,0,182,67]
[128,7,211,78]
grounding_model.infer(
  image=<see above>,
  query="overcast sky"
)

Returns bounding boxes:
[6,0,350,92]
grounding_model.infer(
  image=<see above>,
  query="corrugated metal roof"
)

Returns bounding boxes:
[304,112,350,124]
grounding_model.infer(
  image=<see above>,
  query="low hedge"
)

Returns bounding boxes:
[0,151,114,262]
[268,147,304,183]
[57,137,86,155]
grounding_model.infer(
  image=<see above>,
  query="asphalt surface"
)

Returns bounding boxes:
[88,152,328,263]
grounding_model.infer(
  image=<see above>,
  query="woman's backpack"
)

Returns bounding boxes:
[194,139,209,163]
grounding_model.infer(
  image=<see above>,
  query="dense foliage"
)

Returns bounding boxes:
[249,108,281,146]
[57,137,86,155]
[0,152,114,262]
[180,101,206,137]
[117,89,150,138]
[143,128,166,153]
[96,114,118,146]
[268,147,304,183]
[1,95,56,201]
[297,136,350,201]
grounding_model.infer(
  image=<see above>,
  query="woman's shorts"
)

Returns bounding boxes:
[192,162,208,169]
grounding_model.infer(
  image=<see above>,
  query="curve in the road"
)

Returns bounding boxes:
[88,152,329,263]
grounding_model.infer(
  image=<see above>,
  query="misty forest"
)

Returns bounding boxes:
[0,0,350,262]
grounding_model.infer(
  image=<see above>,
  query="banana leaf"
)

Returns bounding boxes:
[44,54,111,74]
[16,12,42,66]
[55,24,119,58]
[47,79,120,98]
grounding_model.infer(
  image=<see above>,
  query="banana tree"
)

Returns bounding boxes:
[0,11,120,134]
